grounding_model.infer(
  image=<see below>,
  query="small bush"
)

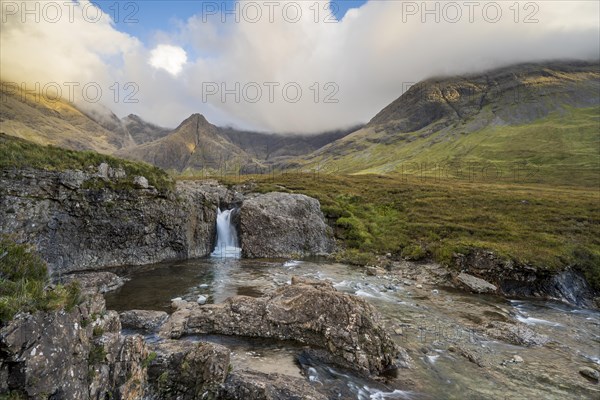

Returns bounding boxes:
[0,237,82,323]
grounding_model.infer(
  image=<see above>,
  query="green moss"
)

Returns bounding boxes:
[0,237,82,323]
[88,344,107,364]
[0,134,174,192]
[92,325,104,337]
[142,351,157,369]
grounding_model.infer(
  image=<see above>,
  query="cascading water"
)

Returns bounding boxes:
[211,208,241,258]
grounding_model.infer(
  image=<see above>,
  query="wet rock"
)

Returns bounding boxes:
[146,340,230,400]
[485,321,549,347]
[579,367,600,381]
[454,250,596,308]
[197,295,208,305]
[0,294,148,399]
[161,277,408,375]
[220,370,327,400]
[240,192,335,258]
[61,271,125,294]
[457,272,497,294]
[119,310,168,332]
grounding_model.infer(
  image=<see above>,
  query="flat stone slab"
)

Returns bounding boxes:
[457,272,497,294]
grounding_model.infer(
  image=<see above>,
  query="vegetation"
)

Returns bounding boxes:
[0,133,174,192]
[0,237,81,323]
[211,173,600,291]
[303,106,600,188]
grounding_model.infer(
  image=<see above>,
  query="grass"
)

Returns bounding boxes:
[0,237,81,323]
[0,133,174,192]
[302,106,600,188]
[210,173,600,292]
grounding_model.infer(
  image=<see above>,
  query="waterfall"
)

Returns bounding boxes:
[211,208,241,258]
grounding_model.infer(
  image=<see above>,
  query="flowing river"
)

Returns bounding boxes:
[105,257,600,399]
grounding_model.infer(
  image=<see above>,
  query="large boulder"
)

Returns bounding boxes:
[119,310,169,332]
[0,294,148,399]
[220,370,327,400]
[146,340,230,400]
[160,277,408,375]
[240,192,335,258]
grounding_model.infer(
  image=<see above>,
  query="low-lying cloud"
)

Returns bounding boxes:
[1,0,598,133]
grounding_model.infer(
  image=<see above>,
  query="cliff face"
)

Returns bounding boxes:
[0,167,223,274]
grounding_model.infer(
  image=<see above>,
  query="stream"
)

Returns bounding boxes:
[105,258,600,399]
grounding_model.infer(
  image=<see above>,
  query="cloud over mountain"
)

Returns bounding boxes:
[1,0,598,133]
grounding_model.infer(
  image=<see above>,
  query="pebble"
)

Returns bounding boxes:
[198,284,209,288]
[197,295,207,305]
[512,355,524,363]
[579,367,600,381]
[416,284,423,289]
[432,289,439,295]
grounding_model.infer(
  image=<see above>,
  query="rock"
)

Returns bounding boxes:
[61,271,125,294]
[119,310,169,332]
[0,169,224,274]
[98,162,110,179]
[579,367,599,381]
[416,284,423,289]
[512,355,524,363]
[0,294,148,399]
[457,272,498,294]
[146,340,230,400]
[240,192,335,258]
[59,170,86,189]
[197,295,207,305]
[133,175,149,189]
[161,276,408,375]
[366,266,384,276]
[485,321,549,347]
[453,250,596,308]
[219,370,327,400]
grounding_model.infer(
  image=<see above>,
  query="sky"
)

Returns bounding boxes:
[1,0,599,133]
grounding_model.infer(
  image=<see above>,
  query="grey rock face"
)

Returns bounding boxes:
[146,340,230,400]
[220,370,327,400]
[454,250,596,308]
[0,294,148,399]
[161,277,407,375]
[457,272,498,294]
[240,192,335,258]
[0,169,222,274]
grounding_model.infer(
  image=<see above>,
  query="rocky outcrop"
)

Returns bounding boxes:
[453,250,597,308]
[146,340,230,400]
[0,168,224,275]
[161,277,407,375]
[220,370,327,400]
[119,310,169,332]
[240,193,335,258]
[61,271,126,294]
[0,294,148,399]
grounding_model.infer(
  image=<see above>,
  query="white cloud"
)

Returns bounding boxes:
[1,0,598,133]
[149,44,187,76]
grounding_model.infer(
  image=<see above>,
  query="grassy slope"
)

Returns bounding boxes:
[0,134,174,191]
[211,173,600,291]
[306,107,600,188]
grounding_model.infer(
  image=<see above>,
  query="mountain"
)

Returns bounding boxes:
[121,114,171,145]
[0,83,135,153]
[301,60,600,185]
[117,116,357,173]
[115,114,257,172]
